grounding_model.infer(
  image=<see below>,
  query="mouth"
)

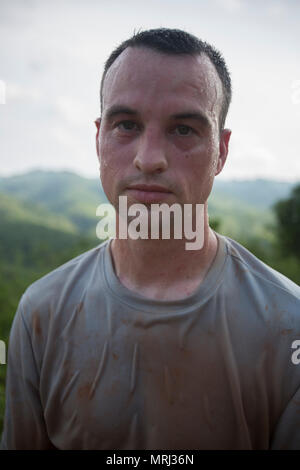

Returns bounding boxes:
[126,184,172,204]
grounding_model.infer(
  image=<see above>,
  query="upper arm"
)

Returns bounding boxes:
[1,294,56,450]
[270,385,300,450]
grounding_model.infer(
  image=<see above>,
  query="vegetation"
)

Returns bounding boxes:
[0,171,299,438]
[272,185,300,261]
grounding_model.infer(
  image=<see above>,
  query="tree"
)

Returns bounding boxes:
[273,184,300,260]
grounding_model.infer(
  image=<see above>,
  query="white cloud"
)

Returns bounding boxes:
[55,96,90,127]
[215,0,242,12]
[6,83,41,102]
[266,1,287,18]
[221,130,300,181]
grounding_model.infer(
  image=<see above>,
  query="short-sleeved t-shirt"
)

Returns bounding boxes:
[1,231,300,450]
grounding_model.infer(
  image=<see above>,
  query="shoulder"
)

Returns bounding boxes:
[219,236,300,439]
[219,233,300,302]
[216,233,300,399]
[19,239,110,332]
[215,231,300,342]
[27,239,108,295]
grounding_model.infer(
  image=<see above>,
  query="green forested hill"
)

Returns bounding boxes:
[208,192,275,240]
[0,171,294,212]
[0,170,295,240]
[0,170,108,209]
[0,192,77,233]
[212,178,294,210]
[0,170,108,236]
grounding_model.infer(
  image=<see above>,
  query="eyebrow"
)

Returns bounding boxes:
[105,105,211,128]
[105,105,138,120]
[171,111,210,128]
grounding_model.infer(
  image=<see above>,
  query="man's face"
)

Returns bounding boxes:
[96,47,231,211]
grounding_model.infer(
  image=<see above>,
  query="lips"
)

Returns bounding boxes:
[126,184,172,203]
[127,184,171,193]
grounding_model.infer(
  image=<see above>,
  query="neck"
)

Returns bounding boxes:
[109,204,219,300]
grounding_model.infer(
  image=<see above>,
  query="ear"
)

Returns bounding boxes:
[215,128,231,176]
[94,117,101,159]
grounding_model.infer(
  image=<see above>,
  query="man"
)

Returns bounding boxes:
[1,28,300,450]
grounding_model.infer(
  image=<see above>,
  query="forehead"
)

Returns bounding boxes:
[102,47,223,121]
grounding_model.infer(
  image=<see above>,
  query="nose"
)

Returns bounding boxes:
[133,127,168,174]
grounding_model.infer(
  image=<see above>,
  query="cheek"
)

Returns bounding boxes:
[99,132,134,172]
[99,138,117,194]
[99,136,134,203]
[179,142,215,174]
[99,141,121,181]
[175,141,218,199]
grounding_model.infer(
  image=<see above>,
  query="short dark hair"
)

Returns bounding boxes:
[100,28,232,131]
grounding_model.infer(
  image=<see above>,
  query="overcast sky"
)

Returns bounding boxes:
[0,0,299,181]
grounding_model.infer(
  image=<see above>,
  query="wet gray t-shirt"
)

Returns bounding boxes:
[1,231,300,450]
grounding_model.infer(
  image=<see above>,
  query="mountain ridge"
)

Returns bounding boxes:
[0,169,297,240]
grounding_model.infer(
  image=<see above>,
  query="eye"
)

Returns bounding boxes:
[117,120,138,131]
[174,125,194,136]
